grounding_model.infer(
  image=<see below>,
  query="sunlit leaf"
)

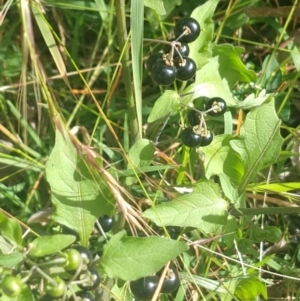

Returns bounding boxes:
[101,231,188,280]
[230,100,284,194]
[28,234,75,257]
[234,276,267,300]
[183,57,238,107]
[147,90,180,123]
[143,180,228,234]
[189,0,220,69]
[45,117,115,246]
[0,211,22,245]
[203,135,244,185]
[0,253,24,268]
[212,44,257,87]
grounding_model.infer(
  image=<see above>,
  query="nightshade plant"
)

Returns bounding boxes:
[1,0,300,301]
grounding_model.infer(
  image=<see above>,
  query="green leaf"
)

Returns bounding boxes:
[212,44,257,87]
[202,135,244,186]
[234,276,267,300]
[0,211,22,245]
[218,174,239,203]
[126,138,155,185]
[18,286,35,301]
[230,100,284,194]
[222,216,236,249]
[147,90,180,123]
[0,253,24,268]
[189,0,220,69]
[101,231,188,281]
[45,118,115,246]
[237,239,259,257]
[127,139,154,168]
[264,226,282,243]
[249,226,266,243]
[28,234,75,257]
[143,180,228,234]
[183,57,238,107]
[237,90,273,110]
[259,55,281,91]
[144,0,166,15]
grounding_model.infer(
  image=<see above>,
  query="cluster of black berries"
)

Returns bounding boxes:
[181,97,227,148]
[130,265,180,300]
[146,17,201,85]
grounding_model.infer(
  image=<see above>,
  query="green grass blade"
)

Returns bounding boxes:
[130,0,144,138]
[31,3,66,78]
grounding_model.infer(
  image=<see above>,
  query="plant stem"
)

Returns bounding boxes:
[143,38,182,46]
[115,0,140,143]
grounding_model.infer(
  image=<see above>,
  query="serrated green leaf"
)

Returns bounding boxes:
[28,234,75,257]
[183,58,238,107]
[202,135,244,185]
[45,118,115,246]
[144,0,166,15]
[230,100,284,194]
[0,253,24,268]
[189,0,220,69]
[147,90,180,123]
[212,44,257,87]
[0,211,22,245]
[143,180,228,234]
[101,231,188,280]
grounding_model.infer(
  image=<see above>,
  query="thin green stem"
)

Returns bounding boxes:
[115,0,140,143]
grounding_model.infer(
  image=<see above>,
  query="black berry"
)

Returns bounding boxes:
[158,265,180,294]
[198,129,213,146]
[130,275,159,300]
[181,127,213,148]
[78,267,101,291]
[151,61,177,86]
[181,127,202,148]
[174,17,201,43]
[174,57,196,81]
[205,97,227,116]
[98,215,115,232]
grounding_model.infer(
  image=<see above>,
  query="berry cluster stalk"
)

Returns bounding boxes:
[115,0,141,143]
